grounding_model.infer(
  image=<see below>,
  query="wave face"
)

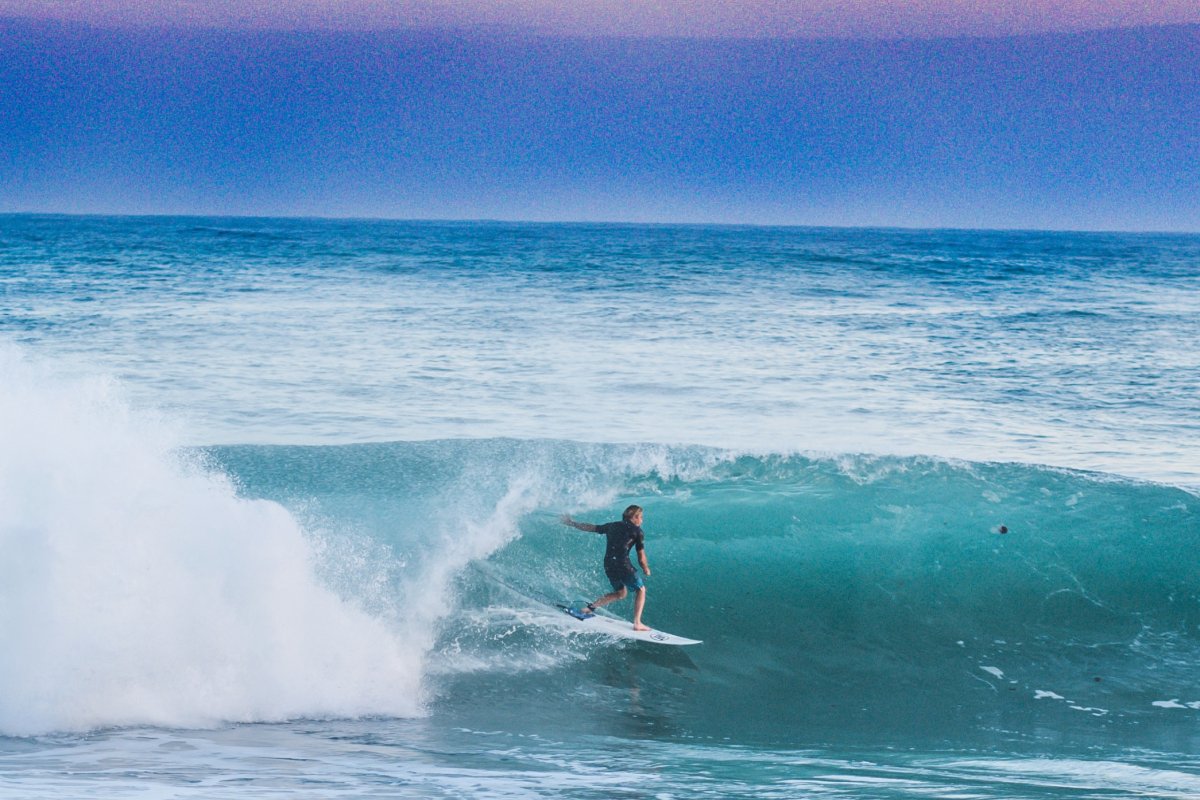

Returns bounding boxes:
[210,439,1200,749]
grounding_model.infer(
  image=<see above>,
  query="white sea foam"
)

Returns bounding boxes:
[0,349,422,735]
[943,758,1200,799]
[1151,699,1200,710]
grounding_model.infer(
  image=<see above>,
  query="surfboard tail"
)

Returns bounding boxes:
[556,603,595,621]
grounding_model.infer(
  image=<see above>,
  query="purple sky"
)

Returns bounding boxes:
[3,1,1198,37]
[3,10,1197,229]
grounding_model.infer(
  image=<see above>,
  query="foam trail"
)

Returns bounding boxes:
[384,473,543,678]
[0,349,421,735]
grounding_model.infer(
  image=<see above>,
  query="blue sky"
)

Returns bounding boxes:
[1,10,1198,230]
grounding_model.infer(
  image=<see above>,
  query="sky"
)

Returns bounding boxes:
[3,1,1199,38]
[1,4,1198,230]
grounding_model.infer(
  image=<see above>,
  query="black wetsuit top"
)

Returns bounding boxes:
[595,520,644,579]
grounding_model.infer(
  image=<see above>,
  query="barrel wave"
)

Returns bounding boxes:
[214,439,1200,750]
[4,348,1198,745]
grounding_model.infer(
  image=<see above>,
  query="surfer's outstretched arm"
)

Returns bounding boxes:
[561,514,598,533]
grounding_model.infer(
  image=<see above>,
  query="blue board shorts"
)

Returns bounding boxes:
[606,565,644,592]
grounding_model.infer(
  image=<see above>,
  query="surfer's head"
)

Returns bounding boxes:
[623,504,643,524]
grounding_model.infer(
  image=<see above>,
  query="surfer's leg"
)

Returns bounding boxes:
[631,586,648,630]
[591,586,627,609]
[593,569,630,610]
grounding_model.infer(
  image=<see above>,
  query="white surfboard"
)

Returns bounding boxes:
[556,604,701,646]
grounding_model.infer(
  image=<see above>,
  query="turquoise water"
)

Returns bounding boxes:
[2,215,1200,797]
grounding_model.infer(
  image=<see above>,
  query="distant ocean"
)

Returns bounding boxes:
[2,214,1199,798]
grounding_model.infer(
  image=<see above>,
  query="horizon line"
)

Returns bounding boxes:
[4,210,1197,238]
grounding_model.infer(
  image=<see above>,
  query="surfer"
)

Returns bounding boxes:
[561,505,651,631]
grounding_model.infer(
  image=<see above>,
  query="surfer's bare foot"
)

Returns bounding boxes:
[633,623,650,631]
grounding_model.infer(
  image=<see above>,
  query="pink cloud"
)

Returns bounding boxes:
[2,0,1197,37]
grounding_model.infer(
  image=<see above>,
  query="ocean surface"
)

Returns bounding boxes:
[2,214,1199,798]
